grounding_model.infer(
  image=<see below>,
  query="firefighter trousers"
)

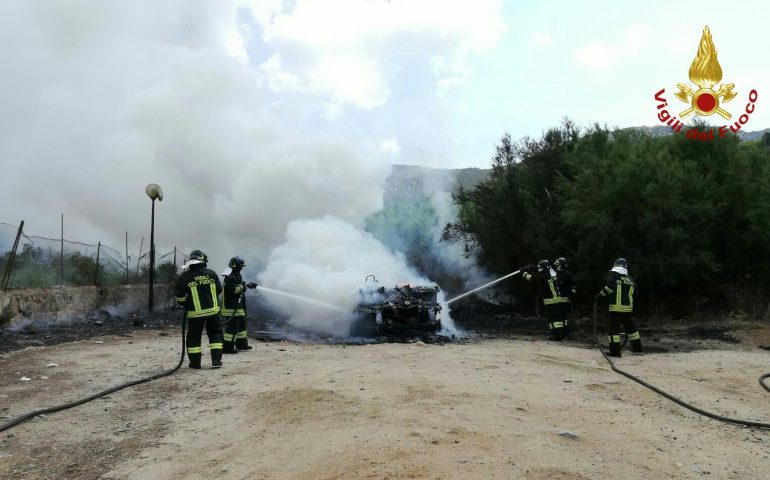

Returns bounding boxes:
[223,315,249,350]
[608,311,642,357]
[545,304,564,340]
[186,314,223,367]
[557,301,572,336]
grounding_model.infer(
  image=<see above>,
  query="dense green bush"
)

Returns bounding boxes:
[445,121,770,318]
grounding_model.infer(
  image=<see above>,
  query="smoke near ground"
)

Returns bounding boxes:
[365,166,491,295]
[257,216,430,337]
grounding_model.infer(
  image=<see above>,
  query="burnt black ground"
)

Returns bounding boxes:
[0,296,746,355]
[448,300,743,353]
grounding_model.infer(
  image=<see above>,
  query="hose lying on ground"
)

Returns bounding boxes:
[0,312,188,433]
[573,303,770,429]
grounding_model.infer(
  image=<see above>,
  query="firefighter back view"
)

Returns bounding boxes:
[553,257,576,336]
[221,256,257,354]
[595,258,642,357]
[174,249,224,369]
[521,259,566,340]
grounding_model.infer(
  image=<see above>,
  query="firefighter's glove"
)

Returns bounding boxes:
[246,282,258,289]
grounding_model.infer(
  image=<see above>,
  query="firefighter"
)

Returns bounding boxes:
[221,256,257,354]
[595,258,642,357]
[521,259,565,340]
[553,257,576,336]
[174,249,224,369]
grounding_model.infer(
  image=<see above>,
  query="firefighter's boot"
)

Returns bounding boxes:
[629,331,643,354]
[223,331,238,354]
[211,350,223,368]
[236,334,252,351]
[548,321,564,341]
[608,335,622,357]
[188,354,202,369]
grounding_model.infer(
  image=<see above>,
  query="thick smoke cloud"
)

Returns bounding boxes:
[258,216,430,337]
[0,1,504,271]
[0,2,504,334]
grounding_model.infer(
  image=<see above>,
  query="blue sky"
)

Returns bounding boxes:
[235,0,770,168]
[445,0,770,167]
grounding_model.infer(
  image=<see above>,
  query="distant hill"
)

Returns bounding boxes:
[386,125,769,197]
[384,164,489,201]
[624,125,770,142]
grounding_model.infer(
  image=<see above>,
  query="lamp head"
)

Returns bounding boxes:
[145,183,163,201]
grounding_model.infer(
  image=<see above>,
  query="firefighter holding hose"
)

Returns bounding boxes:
[521,259,566,340]
[595,258,642,357]
[554,257,576,336]
[174,249,225,369]
[221,256,257,354]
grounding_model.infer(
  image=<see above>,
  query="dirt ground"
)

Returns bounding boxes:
[1,321,769,480]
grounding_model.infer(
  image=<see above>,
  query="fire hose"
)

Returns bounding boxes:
[0,311,188,433]
[572,302,770,429]
[1,283,259,433]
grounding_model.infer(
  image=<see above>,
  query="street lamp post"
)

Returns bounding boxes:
[145,184,163,313]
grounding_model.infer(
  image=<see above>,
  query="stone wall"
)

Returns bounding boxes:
[0,285,173,327]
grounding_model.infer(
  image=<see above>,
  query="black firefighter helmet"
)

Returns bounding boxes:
[229,256,246,270]
[537,259,550,272]
[554,257,567,272]
[613,257,628,269]
[189,249,208,264]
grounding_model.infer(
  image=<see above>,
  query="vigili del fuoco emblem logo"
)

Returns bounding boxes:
[654,26,758,140]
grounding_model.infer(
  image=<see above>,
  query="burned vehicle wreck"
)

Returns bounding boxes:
[351,277,442,337]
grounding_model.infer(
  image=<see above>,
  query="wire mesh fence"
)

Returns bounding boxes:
[0,221,185,290]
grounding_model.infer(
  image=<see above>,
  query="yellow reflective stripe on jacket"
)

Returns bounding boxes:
[210,284,219,309]
[543,298,561,305]
[548,279,558,298]
[523,272,532,281]
[186,307,221,318]
[174,295,187,302]
[220,309,245,317]
[191,287,202,312]
[609,305,633,312]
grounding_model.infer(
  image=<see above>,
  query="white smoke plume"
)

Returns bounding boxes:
[0,1,504,271]
[421,169,492,290]
[0,1,504,333]
[258,216,430,337]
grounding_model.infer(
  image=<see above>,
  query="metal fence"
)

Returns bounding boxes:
[0,220,185,290]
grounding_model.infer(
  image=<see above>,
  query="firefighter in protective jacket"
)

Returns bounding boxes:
[554,257,576,335]
[174,249,224,369]
[221,256,257,353]
[595,258,642,357]
[521,259,566,340]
